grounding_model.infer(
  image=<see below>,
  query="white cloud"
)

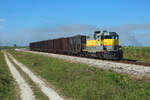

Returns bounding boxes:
[0,18,5,22]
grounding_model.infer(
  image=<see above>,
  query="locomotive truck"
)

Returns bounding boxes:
[30,30,123,60]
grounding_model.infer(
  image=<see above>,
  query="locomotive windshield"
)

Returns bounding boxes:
[112,35,119,39]
[104,35,119,39]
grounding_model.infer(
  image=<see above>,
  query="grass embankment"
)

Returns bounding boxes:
[123,46,150,62]
[0,51,15,100]
[7,54,48,100]
[9,50,150,100]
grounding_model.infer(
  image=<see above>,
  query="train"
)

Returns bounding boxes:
[30,30,123,60]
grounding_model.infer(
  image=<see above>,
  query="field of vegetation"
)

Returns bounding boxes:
[9,50,150,100]
[123,46,150,62]
[0,51,15,100]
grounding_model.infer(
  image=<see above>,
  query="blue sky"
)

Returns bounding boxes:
[0,0,150,46]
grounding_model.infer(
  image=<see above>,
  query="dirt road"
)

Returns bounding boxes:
[7,52,64,100]
[4,52,35,100]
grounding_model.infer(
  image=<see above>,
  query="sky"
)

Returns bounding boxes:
[0,0,150,46]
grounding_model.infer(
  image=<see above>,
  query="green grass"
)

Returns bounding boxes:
[0,51,15,100]
[9,50,150,100]
[123,46,150,62]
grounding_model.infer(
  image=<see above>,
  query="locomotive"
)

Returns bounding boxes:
[30,30,123,60]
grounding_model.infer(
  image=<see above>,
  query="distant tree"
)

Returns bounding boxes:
[14,44,17,48]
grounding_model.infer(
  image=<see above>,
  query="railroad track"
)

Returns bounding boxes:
[96,58,150,67]
[117,59,150,67]
[64,54,150,67]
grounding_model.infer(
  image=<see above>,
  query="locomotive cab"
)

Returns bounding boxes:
[85,30,123,60]
[102,31,119,51]
[101,31,123,59]
[93,31,120,51]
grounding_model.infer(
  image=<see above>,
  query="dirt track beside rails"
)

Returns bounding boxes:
[4,52,35,100]
[18,49,150,79]
[8,52,64,100]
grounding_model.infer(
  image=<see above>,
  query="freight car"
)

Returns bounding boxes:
[30,31,123,60]
[30,35,86,55]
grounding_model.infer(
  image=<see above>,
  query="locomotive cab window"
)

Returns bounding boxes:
[112,35,119,39]
[104,36,112,39]
[104,35,119,39]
